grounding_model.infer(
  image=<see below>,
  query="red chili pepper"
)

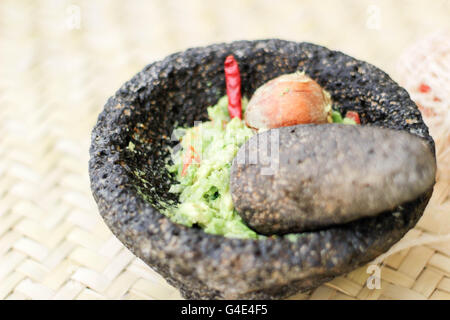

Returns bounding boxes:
[345,111,361,124]
[224,55,242,119]
[181,145,200,176]
[418,83,431,93]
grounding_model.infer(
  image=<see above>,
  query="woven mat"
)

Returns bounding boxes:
[0,0,449,300]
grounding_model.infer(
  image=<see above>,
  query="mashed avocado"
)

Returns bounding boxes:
[165,96,259,239]
[164,96,352,239]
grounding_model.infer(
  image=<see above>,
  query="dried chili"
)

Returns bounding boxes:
[224,55,242,119]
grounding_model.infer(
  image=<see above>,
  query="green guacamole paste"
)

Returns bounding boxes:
[164,96,354,239]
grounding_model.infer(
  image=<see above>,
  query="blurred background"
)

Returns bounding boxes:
[0,0,449,300]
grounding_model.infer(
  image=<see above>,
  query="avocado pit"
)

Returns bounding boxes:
[245,72,332,129]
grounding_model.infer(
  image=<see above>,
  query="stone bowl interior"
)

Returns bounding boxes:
[89,39,434,299]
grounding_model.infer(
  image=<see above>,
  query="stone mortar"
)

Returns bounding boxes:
[89,39,435,299]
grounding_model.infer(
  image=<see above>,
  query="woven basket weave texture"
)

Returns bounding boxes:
[0,0,449,300]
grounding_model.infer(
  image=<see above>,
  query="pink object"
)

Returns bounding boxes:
[396,31,450,183]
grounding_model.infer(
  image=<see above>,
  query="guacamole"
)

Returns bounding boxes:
[164,96,354,239]
[165,96,259,238]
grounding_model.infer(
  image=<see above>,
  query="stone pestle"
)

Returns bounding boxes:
[230,124,436,235]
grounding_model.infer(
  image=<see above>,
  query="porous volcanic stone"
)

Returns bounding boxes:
[89,39,435,299]
[231,124,436,235]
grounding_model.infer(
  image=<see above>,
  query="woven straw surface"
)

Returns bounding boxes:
[0,0,449,300]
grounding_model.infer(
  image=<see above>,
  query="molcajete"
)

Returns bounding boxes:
[89,39,435,299]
